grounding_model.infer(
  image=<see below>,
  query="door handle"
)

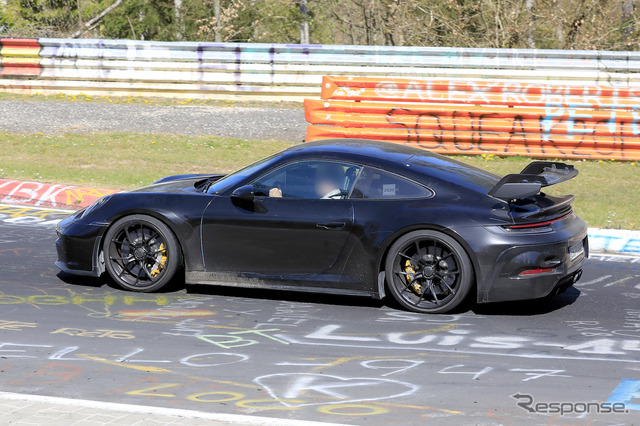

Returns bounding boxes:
[316,222,346,230]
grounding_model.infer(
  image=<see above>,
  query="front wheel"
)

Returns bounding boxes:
[385,230,473,314]
[103,215,181,292]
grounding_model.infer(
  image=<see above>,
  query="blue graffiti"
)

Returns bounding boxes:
[607,379,640,411]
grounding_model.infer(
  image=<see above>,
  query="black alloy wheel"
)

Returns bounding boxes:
[385,230,473,313]
[103,215,181,292]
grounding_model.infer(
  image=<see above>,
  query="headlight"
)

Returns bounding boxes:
[77,195,111,220]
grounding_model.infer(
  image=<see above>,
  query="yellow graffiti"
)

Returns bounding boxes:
[197,328,289,349]
[64,187,118,207]
[78,354,172,373]
[186,392,244,403]
[316,404,389,416]
[0,319,37,331]
[111,317,248,331]
[0,294,169,306]
[307,352,466,372]
[126,383,182,397]
[0,248,31,257]
[117,309,214,318]
[0,206,67,220]
[51,328,135,339]
[235,399,303,411]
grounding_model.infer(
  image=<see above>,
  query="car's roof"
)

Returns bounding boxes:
[282,139,500,193]
[285,138,426,160]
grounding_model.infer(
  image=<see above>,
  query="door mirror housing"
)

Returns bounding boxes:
[231,185,255,202]
[231,184,268,213]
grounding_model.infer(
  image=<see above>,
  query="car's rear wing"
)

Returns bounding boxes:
[488,161,578,201]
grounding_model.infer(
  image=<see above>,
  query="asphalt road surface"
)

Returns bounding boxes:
[1,204,640,425]
[0,100,307,143]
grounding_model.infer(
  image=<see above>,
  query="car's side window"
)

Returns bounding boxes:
[252,160,362,199]
[350,167,433,199]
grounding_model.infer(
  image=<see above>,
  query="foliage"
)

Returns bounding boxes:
[1,0,640,50]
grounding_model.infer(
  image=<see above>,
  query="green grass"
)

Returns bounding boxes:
[0,132,291,189]
[0,91,302,108]
[0,131,637,230]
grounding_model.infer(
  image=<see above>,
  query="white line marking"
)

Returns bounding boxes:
[590,253,640,261]
[0,391,344,425]
[604,276,636,287]
[575,275,611,286]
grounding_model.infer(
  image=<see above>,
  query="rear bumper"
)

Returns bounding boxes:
[470,214,589,303]
[480,236,588,303]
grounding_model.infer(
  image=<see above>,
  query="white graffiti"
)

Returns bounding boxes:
[253,373,418,407]
[279,324,640,362]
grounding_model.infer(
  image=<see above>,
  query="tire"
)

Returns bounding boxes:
[385,230,473,314]
[103,214,182,292]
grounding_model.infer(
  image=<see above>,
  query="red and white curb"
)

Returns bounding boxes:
[0,178,638,255]
[0,178,119,210]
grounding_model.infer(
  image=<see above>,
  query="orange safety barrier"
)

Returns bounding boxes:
[320,76,640,109]
[305,76,640,160]
[0,38,41,76]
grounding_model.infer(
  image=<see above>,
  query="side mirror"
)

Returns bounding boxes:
[231,185,255,202]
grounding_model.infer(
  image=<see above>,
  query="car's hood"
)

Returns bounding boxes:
[129,175,223,194]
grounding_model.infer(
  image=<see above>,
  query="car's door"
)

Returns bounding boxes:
[200,160,361,279]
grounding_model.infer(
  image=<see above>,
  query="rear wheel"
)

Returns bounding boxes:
[385,230,473,314]
[103,215,181,292]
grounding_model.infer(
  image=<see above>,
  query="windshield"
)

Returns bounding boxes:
[205,152,283,195]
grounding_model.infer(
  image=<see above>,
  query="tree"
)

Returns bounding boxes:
[1,0,640,51]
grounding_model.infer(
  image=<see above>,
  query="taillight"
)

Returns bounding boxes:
[519,267,554,276]
[507,213,571,230]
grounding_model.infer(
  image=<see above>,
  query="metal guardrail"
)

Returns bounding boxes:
[2,38,640,101]
[305,76,640,160]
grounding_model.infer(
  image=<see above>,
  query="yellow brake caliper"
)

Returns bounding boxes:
[404,260,422,294]
[150,243,167,277]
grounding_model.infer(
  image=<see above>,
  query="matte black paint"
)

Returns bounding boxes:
[55,139,588,304]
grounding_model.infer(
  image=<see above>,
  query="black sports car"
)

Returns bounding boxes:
[56,139,588,313]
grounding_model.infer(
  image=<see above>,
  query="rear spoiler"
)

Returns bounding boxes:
[488,161,578,201]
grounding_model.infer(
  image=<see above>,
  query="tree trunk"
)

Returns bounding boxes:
[174,0,184,40]
[71,0,124,38]
[214,0,221,42]
[300,0,310,44]
[526,0,535,48]
[622,0,635,41]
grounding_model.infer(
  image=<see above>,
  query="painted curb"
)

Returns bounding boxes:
[587,228,640,255]
[1,179,638,255]
[0,391,345,426]
[0,178,119,209]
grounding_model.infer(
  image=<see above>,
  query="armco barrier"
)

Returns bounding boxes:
[0,38,41,76]
[0,179,119,209]
[304,76,640,160]
[4,38,640,101]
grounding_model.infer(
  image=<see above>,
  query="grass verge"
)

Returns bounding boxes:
[0,131,637,230]
[0,132,291,189]
[0,91,302,108]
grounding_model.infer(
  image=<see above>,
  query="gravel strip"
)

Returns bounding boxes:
[0,100,307,143]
